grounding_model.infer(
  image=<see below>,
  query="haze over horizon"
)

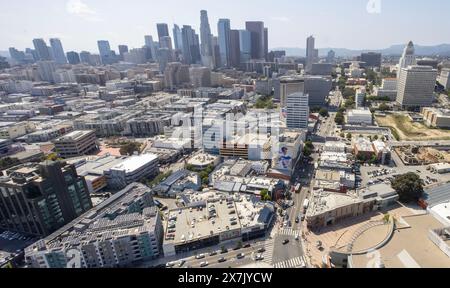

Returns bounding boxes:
[1,0,450,53]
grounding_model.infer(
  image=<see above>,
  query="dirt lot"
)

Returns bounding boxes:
[376,114,450,141]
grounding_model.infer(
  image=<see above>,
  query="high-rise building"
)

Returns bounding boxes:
[229,30,241,68]
[159,36,173,51]
[80,51,93,65]
[218,19,231,67]
[9,47,24,64]
[397,41,416,78]
[286,92,309,129]
[181,25,201,65]
[173,25,183,51]
[49,38,67,64]
[37,60,56,83]
[245,21,265,60]
[26,48,39,62]
[157,23,170,41]
[118,45,129,60]
[361,52,382,68]
[327,50,335,63]
[306,35,316,73]
[396,65,437,108]
[200,10,214,69]
[144,35,157,61]
[25,183,162,268]
[66,51,80,65]
[97,40,113,65]
[190,66,212,88]
[304,76,333,106]
[0,160,92,236]
[264,27,269,61]
[157,48,171,72]
[124,48,147,64]
[0,56,9,69]
[164,62,190,90]
[239,30,252,63]
[212,36,221,68]
[33,38,52,61]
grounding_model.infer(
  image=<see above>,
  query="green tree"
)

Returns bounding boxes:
[378,103,391,112]
[335,112,345,125]
[342,87,356,98]
[346,133,352,140]
[260,189,272,201]
[303,146,312,157]
[340,132,345,138]
[391,173,424,203]
[319,108,329,118]
[344,96,355,108]
[119,142,141,156]
[373,135,379,140]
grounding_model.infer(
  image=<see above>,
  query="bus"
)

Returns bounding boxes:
[303,199,310,210]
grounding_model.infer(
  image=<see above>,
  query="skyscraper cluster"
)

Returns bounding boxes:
[7,10,269,72]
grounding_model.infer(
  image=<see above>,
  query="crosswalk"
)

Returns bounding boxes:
[278,228,300,237]
[259,239,274,264]
[273,256,306,268]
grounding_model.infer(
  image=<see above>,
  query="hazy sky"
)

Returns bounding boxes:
[1,0,449,53]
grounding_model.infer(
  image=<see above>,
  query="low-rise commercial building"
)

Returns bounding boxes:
[347,109,373,125]
[422,107,450,129]
[163,190,274,256]
[53,130,98,158]
[107,153,159,190]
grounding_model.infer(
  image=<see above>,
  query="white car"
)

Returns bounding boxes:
[200,261,209,267]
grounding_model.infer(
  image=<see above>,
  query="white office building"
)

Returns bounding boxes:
[438,68,450,90]
[396,65,438,107]
[347,109,373,125]
[107,153,159,189]
[286,92,309,129]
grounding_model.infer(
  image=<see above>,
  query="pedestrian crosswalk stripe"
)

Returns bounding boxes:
[278,228,300,236]
[273,257,306,268]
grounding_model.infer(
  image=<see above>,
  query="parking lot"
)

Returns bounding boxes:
[359,164,450,189]
[0,230,38,265]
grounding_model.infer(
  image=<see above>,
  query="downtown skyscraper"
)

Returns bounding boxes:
[218,19,231,67]
[181,25,201,65]
[32,38,52,61]
[245,21,265,60]
[157,23,170,41]
[49,38,67,64]
[305,35,318,73]
[200,10,214,69]
[97,40,113,64]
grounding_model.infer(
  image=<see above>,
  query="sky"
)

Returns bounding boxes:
[1,0,449,53]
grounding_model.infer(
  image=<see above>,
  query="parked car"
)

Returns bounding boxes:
[236,253,245,259]
[282,239,290,245]
[200,261,209,268]
[218,257,226,263]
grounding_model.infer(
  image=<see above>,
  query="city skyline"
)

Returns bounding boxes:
[1,0,450,53]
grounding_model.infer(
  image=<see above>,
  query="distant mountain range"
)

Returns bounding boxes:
[0,51,9,58]
[272,44,450,57]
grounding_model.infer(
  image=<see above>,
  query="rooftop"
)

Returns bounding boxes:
[110,153,158,173]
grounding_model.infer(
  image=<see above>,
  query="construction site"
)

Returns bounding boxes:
[395,145,450,166]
